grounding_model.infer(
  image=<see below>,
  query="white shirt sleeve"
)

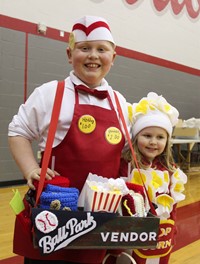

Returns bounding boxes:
[8,80,74,150]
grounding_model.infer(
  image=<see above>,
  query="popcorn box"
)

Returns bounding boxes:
[78,173,112,207]
[80,173,128,213]
[84,184,122,212]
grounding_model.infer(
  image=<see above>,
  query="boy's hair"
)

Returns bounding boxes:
[123,135,176,173]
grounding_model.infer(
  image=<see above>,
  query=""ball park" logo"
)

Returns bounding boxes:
[35,211,97,254]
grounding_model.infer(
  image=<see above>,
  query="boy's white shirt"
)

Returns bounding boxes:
[8,71,132,151]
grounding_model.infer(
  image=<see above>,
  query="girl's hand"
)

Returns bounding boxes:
[26,168,59,190]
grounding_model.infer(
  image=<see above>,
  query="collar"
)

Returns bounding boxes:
[69,71,109,91]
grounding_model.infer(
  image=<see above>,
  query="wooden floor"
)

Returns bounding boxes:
[0,172,200,263]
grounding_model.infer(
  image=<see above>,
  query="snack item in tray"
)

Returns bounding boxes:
[84,176,129,212]
[34,175,70,190]
[49,200,72,211]
[126,182,145,199]
[45,185,77,193]
[40,185,79,211]
[121,191,146,217]
[121,193,135,216]
[50,199,61,210]
[121,181,147,217]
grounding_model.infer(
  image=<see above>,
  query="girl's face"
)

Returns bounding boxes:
[67,40,116,88]
[136,126,168,161]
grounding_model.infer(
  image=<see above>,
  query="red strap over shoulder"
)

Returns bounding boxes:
[35,80,65,205]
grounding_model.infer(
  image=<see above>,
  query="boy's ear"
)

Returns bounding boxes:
[112,51,117,65]
[113,51,117,59]
[66,47,72,64]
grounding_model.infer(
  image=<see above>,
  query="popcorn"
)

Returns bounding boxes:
[130,168,187,218]
[87,178,128,194]
[83,173,129,213]
[155,194,175,219]
[170,168,187,203]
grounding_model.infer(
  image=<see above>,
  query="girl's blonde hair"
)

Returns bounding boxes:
[123,134,176,173]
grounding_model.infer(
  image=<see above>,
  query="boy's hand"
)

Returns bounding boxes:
[26,168,59,190]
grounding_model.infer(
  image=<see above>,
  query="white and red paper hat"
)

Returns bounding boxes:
[69,15,115,48]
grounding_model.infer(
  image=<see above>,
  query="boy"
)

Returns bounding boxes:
[8,15,132,264]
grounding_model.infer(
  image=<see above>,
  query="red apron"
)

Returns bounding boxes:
[49,86,125,192]
[14,86,125,263]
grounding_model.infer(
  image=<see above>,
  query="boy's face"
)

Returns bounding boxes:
[67,40,116,88]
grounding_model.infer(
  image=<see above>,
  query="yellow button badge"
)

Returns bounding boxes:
[105,127,122,145]
[78,115,96,134]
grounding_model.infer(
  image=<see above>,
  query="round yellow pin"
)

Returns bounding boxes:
[105,127,122,145]
[78,115,96,134]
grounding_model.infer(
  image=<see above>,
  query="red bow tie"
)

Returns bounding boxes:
[75,85,108,99]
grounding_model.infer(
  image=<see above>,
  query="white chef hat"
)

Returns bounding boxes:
[68,15,115,49]
[131,92,179,138]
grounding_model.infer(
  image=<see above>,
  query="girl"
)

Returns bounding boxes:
[123,92,187,264]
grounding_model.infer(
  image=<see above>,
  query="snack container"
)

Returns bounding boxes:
[78,173,128,212]
[84,182,122,212]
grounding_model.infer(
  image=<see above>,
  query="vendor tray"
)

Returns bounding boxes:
[32,208,159,255]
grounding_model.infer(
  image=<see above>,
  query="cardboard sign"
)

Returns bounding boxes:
[32,209,159,255]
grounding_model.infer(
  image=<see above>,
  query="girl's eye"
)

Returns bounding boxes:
[143,134,151,138]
